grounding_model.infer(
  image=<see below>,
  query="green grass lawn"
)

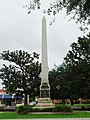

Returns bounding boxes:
[73,104,90,107]
[0,111,90,119]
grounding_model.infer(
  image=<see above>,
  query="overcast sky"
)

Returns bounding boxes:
[0,0,89,88]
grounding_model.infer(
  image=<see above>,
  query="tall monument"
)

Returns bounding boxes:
[40,16,50,98]
[36,16,53,108]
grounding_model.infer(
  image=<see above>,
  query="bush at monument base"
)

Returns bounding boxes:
[54,104,73,112]
[16,104,73,114]
[16,105,32,114]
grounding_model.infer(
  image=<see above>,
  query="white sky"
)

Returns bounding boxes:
[0,0,89,88]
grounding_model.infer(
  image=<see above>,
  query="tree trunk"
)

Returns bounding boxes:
[24,93,28,105]
[70,99,74,105]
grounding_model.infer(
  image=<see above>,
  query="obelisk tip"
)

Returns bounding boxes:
[42,16,46,21]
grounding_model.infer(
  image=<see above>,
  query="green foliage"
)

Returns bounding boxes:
[74,104,90,107]
[73,104,90,111]
[32,108,54,112]
[25,0,90,30]
[0,50,41,105]
[64,33,90,99]
[49,63,71,99]
[81,100,90,104]
[24,0,41,14]
[49,33,90,101]
[16,105,32,114]
[54,104,73,112]
[1,111,90,119]
[16,104,72,114]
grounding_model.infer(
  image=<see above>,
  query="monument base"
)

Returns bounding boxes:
[35,83,53,108]
[40,83,50,98]
[35,98,53,108]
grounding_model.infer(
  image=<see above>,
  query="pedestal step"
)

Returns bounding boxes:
[35,98,53,108]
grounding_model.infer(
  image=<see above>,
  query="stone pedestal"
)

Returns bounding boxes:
[35,83,53,108]
[35,98,53,108]
[40,83,50,98]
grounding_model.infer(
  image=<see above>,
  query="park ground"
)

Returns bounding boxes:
[0,118,90,120]
[0,111,90,119]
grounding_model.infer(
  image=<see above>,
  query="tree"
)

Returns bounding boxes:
[47,0,90,30]
[49,63,72,100]
[0,50,41,105]
[49,33,90,104]
[25,0,90,30]
[49,66,62,99]
[64,33,90,66]
[49,63,79,105]
[64,32,90,99]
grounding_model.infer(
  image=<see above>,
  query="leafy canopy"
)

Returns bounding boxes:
[64,32,90,99]
[49,33,90,101]
[0,50,41,105]
[25,0,90,30]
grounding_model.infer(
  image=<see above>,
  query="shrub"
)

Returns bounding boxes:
[16,104,73,114]
[32,108,53,112]
[39,108,53,112]
[82,100,90,104]
[81,104,90,110]
[54,104,73,112]
[16,105,32,114]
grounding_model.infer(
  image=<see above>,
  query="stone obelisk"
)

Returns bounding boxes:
[41,16,48,84]
[36,16,53,108]
[40,16,50,98]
